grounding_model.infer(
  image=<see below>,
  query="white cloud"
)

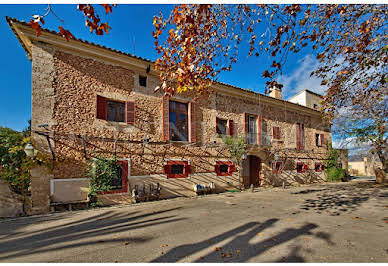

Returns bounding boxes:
[278,54,327,99]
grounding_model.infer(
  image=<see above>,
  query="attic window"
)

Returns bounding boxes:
[219,164,229,173]
[171,164,184,174]
[139,75,147,87]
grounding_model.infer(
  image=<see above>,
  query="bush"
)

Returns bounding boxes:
[86,156,119,206]
[327,167,345,182]
[0,127,32,195]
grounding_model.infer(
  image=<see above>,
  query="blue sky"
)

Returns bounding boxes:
[0,4,323,132]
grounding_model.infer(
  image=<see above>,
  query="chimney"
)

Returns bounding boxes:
[269,86,282,100]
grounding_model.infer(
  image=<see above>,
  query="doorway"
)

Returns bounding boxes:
[243,155,261,188]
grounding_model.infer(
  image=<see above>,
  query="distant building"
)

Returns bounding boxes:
[288,89,323,110]
[348,157,383,176]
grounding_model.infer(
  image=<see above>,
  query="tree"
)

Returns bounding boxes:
[0,126,32,195]
[153,4,386,118]
[153,4,387,171]
[26,4,116,41]
[222,135,246,189]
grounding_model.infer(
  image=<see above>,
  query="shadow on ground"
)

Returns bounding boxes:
[152,219,334,262]
[0,207,184,261]
[296,181,388,216]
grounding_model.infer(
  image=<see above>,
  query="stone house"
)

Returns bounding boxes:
[7,17,331,214]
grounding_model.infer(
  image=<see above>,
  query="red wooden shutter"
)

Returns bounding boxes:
[162,96,169,141]
[320,134,325,146]
[189,102,197,143]
[184,164,192,174]
[229,120,234,136]
[96,95,107,120]
[257,115,261,145]
[163,164,171,174]
[215,164,220,175]
[273,127,280,139]
[118,160,128,193]
[229,164,236,173]
[126,101,135,124]
[243,112,247,143]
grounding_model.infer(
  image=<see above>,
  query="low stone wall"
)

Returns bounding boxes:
[0,180,24,217]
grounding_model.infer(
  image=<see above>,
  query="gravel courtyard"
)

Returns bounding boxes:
[0,180,387,262]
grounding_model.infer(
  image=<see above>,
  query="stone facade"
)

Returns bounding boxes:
[10,19,331,213]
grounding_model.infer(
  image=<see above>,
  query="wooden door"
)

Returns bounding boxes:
[247,156,261,188]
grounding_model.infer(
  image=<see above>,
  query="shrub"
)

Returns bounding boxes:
[327,167,345,182]
[86,156,120,206]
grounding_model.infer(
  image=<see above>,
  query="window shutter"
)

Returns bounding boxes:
[118,160,128,192]
[126,101,135,124]
[243,112,247,143]
[184,164,192,174]
[273,127,280,139]
[189,102,197,143]
[96,95,107,120]
[303,163,309,172]
[257,115,261,145]
[215,164,220,175]
[163,164,171,174]
[216,117,220,134]
[228,120,234,136]
[229,164,236,173]
[320,134,325,145]
[162,96,169,141]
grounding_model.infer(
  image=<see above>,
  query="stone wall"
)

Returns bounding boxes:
[30,42,331,211]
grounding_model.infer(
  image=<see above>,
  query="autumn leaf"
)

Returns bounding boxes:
[58,26,75,41]
[28,19,42,36]
[100,4,113,14]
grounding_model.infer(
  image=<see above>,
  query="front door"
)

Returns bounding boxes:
[248,155,261,187]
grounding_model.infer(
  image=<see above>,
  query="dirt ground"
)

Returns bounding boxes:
[0,180,387,262]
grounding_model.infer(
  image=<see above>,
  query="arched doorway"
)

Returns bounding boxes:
[243,155,261,188]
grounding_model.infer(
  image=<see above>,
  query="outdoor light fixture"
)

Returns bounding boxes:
[274,153,280,161]
[242,152,247,160]
[24,143,38,158]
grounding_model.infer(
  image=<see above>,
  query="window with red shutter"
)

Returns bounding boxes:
[216,117,227,135]
[164,160,190,178]
[126,101,135,124]
[96,95,107,120]
[320,134,325,146]
[296,162,304,173]
[315,162,323,172]
[228,120,234,136]
[215,161,236,176]
[273,126,280,139]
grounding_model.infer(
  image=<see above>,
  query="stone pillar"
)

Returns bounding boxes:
[30,166,52,214]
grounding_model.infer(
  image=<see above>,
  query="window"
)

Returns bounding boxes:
[315,163,324,172]
[216,118,228,135]
[107,100,125,122]
[316,133,324,147]
[272,161,283,173]
[164,160,191,178]
[96,95,135,124]
[273,126,280,139]
[247,114,258,144]
[296,123,305,150]
[169,101,188,141]
[139,75,147,87]
[215,161,236,176]
[296,162,308,173]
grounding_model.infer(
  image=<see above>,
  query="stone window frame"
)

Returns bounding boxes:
[163,159,192,179]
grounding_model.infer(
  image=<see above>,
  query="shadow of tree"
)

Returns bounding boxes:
[0,207,184,261]
[152,218,333,262]
[298,181,388,216]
